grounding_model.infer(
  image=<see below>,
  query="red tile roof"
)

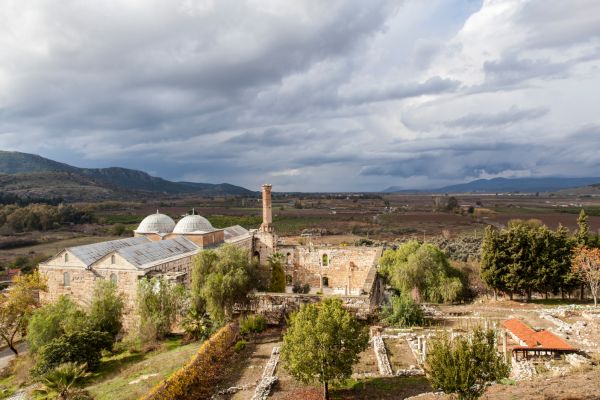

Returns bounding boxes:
[502,318,575,351]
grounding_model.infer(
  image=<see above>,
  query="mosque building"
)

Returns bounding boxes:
[38,184,382,328]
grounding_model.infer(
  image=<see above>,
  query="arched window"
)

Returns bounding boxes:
[253,251,261,264]
[64,253,69,263]
[111,254,116,264]
[110,273,117,284]
[322,276,329,287]
[63,272,70,286]
[286,275,292,286]
[322,254,329,267]
[286,252,292,265]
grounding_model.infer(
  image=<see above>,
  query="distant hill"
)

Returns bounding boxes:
[384,177,600,194]
[0,151,254,201]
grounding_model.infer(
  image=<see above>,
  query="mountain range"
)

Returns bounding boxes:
[0,151,253,201]
[383,177,600,194]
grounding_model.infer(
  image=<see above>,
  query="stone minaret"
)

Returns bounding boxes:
[260,184,273,233]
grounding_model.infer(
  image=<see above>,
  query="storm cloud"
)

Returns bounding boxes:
[1,0,599,191]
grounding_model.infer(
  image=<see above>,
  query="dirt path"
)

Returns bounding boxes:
[213,329,282,400]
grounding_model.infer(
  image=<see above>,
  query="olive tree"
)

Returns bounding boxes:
[0,271,47,355]
[280,298,368,400]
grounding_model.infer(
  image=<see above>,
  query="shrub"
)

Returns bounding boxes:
[239,315,266,336]
[381,294,424,327]
[426,327,510,400]
[142,323,239,400]
[34,330,113,375]
[292,283,310,294]
[27,296,87,355]
[234,339,247,352]
[181,309,212,342]
[33,362,92,400]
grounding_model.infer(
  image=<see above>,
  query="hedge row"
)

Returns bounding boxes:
[142,323,239,400]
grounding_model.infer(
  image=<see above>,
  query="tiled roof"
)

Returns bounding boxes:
[68,237,151,267]
[116,236,199,268]
[503,318,575,351]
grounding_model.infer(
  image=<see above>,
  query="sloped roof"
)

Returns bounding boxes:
[68,237,150,267]
[116,236,199,268]
[224,225,250,241]
[503,318,575,351]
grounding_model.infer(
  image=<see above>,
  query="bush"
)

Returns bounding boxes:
[27,296,88,355]
[426,327,510,400]
[381,294,424,327]
[292,283,310,294]
[142,323,239,400]
[181,309,212,342]
[234,339,247,352]
[34,330,113,375]
[33,362,92,400]
[239,315,266,336]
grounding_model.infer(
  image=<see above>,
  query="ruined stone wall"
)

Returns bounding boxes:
[252,231,277,265]
[244,292,378,324]
[279,245,383,294]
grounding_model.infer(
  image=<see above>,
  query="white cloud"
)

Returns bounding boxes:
[0,0,599,191]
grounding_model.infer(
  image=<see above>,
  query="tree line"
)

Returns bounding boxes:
[0,203,94,233]
[480,210,598,301]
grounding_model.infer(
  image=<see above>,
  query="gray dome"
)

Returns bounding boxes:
[136,212,176,234]
[173,214,214,234]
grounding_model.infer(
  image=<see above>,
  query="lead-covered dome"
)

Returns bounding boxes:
[136,211,176,234]
[173,214,214,234]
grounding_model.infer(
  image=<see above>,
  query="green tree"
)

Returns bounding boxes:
[380,293,424,328]
[576,209,589,245]
[280,298,368,400]
[426,327,510,400]
[268,253,286,292]
[87,280,124,340]
[481,220,575,300]
[380,241,463,303]
[0,271,47,355]
[137,277,186,341]
[191,244,259,323]
[27,296,88,355]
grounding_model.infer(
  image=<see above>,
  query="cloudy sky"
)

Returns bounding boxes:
[1,0,600,192]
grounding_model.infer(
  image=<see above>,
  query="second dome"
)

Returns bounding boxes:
[173,214,214,234]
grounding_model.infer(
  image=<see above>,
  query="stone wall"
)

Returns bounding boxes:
[279,245,382,295]
[39,252,198,331]
[244,285,382,324]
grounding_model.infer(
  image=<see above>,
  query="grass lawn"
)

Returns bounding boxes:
[86,336,203,400]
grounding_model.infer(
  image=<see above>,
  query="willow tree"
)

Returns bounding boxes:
[191,244,259,323]
[380,241,463,303]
